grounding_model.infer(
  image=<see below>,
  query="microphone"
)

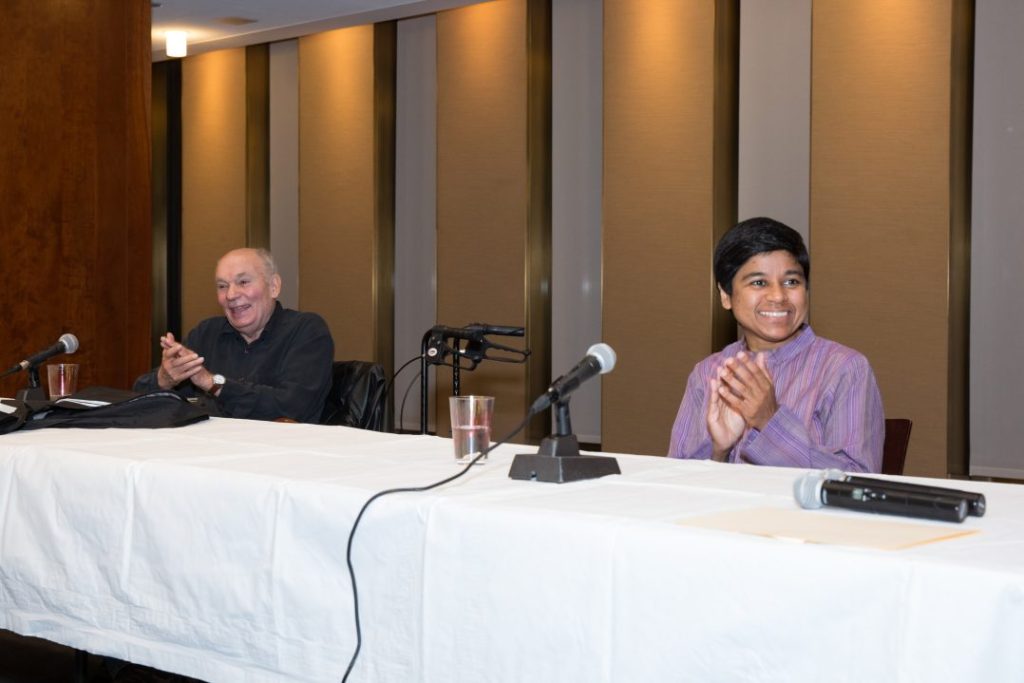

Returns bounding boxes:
[794,469,969,523]
[843,474,986,517]
[530,343,616,413]
[6,333,80,373]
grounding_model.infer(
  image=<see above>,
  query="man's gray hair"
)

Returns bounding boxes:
[254,248,278,281]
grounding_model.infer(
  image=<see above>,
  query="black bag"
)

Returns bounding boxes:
[1,387,209,434]
[0,400,30,435]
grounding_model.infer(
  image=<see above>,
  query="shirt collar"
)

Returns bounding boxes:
[739,324,815,368]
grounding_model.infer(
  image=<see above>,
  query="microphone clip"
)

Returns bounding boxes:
[423,323,531,371]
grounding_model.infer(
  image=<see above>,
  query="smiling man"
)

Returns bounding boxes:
[134,248,334,423]
[667,217,884,471]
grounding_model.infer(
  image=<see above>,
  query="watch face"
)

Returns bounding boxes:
[213,374,225,385]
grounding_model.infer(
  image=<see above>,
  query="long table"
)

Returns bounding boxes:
[1,418,1022,682]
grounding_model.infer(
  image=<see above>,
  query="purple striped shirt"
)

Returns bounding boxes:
[667,326,884,472]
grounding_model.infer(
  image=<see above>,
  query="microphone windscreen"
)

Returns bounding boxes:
[60,333,80,354]
[586,343,617,374]
[793,472,825,509]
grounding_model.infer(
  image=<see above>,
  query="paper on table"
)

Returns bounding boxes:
[676,506,979,550]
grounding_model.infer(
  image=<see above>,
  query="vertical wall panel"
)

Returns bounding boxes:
[810,0,971,477]
[269,40,300,311]
[299,25,396,369]
[395,15,438,432]
[603,1,737,455]
[738,0,811,238]
[151,60,183,363]
[435,0,551,440]
[0,0,151,395]
[181,49,248,332]
[246,45,271,249]
[970,0,1023,479]
[551,0,603,444]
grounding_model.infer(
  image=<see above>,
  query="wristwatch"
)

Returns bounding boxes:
[210,373,226,396]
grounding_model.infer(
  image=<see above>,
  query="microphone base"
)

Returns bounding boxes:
[16,386,47,403]
[509,434,621,483]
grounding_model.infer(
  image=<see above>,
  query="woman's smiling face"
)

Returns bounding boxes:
[719,250,808,352]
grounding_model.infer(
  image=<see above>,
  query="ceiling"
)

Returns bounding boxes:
[150,0,484,60]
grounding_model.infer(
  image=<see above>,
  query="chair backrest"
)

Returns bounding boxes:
[319,360,387,431]
[882,418,912,475]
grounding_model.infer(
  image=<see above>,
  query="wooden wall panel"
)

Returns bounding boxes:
[0,0,151,396]
[299,25,396,370]
[602,1,737,455]
[435,0,550,440]
[810,0,970,477]
[181,49,248,332]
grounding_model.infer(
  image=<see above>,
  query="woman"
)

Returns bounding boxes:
[668,217,884,472]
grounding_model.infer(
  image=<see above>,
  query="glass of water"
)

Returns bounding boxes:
[449,395,495,464]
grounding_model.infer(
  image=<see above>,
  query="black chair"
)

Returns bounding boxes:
[319,360,387,431]
[882,418,913,475]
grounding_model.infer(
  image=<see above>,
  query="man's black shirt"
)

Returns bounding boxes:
[135,302,334,423]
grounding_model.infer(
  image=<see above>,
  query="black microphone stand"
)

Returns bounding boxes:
[15,366,47,402]
[508,398,621,483]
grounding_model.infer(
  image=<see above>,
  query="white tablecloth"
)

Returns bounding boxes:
[1,418,1022,682]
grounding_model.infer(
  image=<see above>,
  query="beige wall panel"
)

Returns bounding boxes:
[436,0,534,437]
[181,49,248,332]
[603,1,721,455]
[299,27,378,360]
[810,1,959,477]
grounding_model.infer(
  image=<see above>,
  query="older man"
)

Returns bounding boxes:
[135,248,334,423]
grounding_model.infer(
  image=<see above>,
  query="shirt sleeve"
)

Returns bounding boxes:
[739,355,884,472]
[213,315,335,423]
[132,366,199,398]
[133,369,160,394]
[667,364,714,460]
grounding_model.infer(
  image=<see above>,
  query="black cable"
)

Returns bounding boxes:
[378,355,421,431]
[397,369,422,433]
[339,410,536,682]
[383,355,421,406]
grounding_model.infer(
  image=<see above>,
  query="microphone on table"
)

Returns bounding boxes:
[794,469,972,523]
[529,342,617,413]
[842,474,986,517]
[510,343,620,484]
[1,333,80,377]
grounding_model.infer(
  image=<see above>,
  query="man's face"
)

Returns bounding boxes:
[215,250,281,343]
[719,250,808,353]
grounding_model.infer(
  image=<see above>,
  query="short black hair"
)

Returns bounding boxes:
[713,217,810,295]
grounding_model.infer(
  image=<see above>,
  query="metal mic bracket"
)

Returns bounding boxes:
[419,323,532,434]
[423,323,530,371]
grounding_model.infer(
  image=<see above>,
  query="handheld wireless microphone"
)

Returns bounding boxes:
[843,474,985,517]
[794,470,970,523]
